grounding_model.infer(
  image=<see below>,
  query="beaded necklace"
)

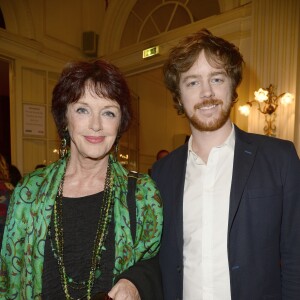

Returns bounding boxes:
[49,158,114,300]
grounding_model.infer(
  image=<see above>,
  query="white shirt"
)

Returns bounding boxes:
[183,126,235,300]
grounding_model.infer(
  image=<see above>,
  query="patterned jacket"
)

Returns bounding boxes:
[0,155,163,299]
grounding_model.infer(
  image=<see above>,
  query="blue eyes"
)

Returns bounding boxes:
[103,111,116,117]
[187,81,198,87]
[186,77,225,87]
[76,107,88,114]
[75,107,116,117]
[212,78,224,83]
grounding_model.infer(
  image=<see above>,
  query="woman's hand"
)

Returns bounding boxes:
[108,279,141,300]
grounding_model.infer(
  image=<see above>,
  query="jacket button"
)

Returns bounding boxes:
[176,265,181,273]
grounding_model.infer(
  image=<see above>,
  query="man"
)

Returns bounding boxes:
[151,28,300,300]
[156,149,169,160]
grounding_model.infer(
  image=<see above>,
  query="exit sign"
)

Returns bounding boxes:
[143,46,160,58]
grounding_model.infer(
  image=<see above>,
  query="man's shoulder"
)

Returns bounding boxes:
[235,126,294,146]
[235,126,298,159]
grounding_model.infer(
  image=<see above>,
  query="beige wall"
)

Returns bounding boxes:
[0,0,299,174]
[127,69,191,173]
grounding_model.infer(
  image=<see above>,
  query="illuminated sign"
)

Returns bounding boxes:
[143,46,160,58]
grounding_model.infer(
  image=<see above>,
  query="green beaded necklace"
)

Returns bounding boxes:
[50,158,114,300]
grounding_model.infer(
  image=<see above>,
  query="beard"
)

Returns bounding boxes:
[187,99,232,132]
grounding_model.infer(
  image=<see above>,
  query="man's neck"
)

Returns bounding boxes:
[190,121,233,163]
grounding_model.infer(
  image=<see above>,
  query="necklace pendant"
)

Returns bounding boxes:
[95,269,101,279]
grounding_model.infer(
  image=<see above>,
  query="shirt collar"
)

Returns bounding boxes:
[188,123,235,158]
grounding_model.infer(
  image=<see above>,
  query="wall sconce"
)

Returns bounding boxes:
[238,84,294,136]
[119,153,129,166]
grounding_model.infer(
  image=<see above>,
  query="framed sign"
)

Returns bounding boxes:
[23,104,46,136]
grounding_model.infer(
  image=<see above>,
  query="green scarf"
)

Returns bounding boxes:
[0,154,162,299]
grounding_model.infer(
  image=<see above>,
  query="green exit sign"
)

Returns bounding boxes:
[143,46,160,58]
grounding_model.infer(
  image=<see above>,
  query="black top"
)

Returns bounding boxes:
[42,191,115,300]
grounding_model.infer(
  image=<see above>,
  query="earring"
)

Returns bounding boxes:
[113,142,119,162]
[59,137,68,159]
[59,126,68,158]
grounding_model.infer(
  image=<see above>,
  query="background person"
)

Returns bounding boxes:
[0,154,14,246]
[0,59,163,300]
[8,164,22,187]
[152,28,300,300]
[148,149,169,176]
[156,149,169,161]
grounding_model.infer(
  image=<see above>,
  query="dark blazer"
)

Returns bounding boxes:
[152,126,300,300]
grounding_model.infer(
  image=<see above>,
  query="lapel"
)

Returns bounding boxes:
[171,144,188,254]
[172,128,258,253]
[228,126,258,231]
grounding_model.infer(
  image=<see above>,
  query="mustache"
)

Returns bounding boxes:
[194,99,223,110]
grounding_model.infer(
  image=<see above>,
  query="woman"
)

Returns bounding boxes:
[0,60,163,300]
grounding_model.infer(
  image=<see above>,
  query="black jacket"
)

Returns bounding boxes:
[152,126,300,300]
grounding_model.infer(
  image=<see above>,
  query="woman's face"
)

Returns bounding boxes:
[66,88,121,161]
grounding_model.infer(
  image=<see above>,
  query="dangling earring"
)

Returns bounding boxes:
[59,127,68,158]
[112,133,121,162]
[113,142,119,162]
[59,138,68,159]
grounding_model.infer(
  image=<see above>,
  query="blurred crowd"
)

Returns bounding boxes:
[0,153,22,245]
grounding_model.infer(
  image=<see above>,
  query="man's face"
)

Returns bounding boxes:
[179,51,233,132]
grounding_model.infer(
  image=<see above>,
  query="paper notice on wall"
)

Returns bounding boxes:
[23,104,46,136]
